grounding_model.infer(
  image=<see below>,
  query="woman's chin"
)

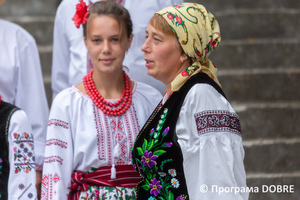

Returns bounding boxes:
[146,69,156,78]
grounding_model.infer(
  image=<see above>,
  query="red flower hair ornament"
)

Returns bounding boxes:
[72,0,89,28]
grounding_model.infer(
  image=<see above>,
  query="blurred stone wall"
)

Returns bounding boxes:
[1,0,299,199]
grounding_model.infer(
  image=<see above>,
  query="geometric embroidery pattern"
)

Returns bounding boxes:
[111,116,128,166]
[93,103,140,165]
[93,104,109,162]
[41,173,61,200]
[46,139,67,149]
[194,110,241,136]
[41,174,49,200]
[44,156,63,165]
[13,132,36,174]
[48,119,69,129]
[18,183,36,199]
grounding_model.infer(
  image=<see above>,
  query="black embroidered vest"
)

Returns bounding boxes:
[132,73,226,200]
[0,101,19,200]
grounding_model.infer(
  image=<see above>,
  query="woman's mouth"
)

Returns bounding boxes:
[145,59,154,68]
[100,58,114,65]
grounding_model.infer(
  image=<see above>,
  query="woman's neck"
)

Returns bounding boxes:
[165,83,172,96]
[92,69,125,99]
[164,60,190,95]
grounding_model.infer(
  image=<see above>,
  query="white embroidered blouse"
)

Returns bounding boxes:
[0,19,49,170]
[171,83,249,200]
[7,110,37,199]
[42,81,162,200]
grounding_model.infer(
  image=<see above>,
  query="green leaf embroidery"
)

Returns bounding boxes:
[142,184,150,191]
[160,159,173,171]
[153,150,166,156]
[145,172,153,180]
[142,139,148,151]
[147,140,154,150]
[142,178,150,191]
[168,190,174,200]
[137,147,144,156]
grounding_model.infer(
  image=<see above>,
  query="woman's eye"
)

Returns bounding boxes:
[112,38,119,42]
[154,38,161,42]
[93,39,101,43]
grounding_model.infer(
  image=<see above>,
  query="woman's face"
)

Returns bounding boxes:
[141,24,186,85]
[84,15,132,75]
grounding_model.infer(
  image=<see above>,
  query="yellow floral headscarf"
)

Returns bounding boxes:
[157,3,221,91]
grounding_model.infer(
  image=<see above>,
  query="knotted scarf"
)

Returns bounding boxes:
[157,3,221,91]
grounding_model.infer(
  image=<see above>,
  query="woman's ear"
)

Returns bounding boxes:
[126,34,134,51]
[83,36,88,48]
[180,54,189,63]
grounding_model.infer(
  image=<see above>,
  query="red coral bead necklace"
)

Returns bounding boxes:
[83,69,132,116]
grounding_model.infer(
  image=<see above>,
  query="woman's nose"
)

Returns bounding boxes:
[102,41,111,54]
[141,39,150,53]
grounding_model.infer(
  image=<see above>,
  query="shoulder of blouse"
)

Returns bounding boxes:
[132,81,163,102]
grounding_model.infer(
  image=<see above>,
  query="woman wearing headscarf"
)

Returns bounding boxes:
[132,3,248,200]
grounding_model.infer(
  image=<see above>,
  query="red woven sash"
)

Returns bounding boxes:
[68,165,141,200]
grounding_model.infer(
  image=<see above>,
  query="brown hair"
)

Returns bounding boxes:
[149,13,186,55]
[149,13,176,37]
[83,0,132,40]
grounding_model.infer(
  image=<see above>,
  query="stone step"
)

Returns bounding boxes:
[43,73,300,108]
[44,77,52,108]
[216,12,300,40]
[43,70,300,105]
[236,105,300,140]
[38,41,300,79]
[243,141,300,173]
[39,46,52,78]
[2,7,299,47]
[0,0,60,17]
[219,72,300,102]
[211,40,300,69]
[189,0,300,11]
[2,0,299,17]
[38,41,300,78]
[246,175,300,200]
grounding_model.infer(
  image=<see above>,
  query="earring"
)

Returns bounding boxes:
[180,59,184,64]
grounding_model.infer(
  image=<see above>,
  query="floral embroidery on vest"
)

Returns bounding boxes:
[133,108,187,200]
[0,158,2,174]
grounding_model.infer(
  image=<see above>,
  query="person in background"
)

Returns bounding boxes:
[132,3,249,200]
[0,0,49,198]
[51,0,183,100]
[42,1,161,199]
[0,96,37,199]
